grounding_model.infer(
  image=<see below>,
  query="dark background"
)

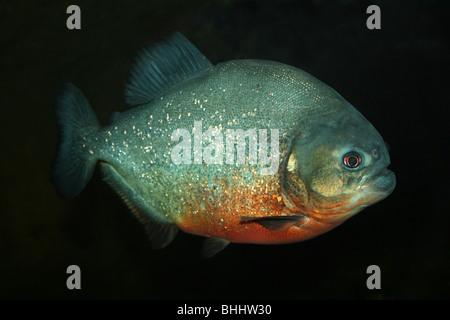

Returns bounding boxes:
[1,0,449,299]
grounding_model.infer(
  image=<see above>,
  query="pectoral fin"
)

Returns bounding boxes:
[240,214,306,232]
[202,237,230,258]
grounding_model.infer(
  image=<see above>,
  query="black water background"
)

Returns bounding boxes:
[1,0,449,299]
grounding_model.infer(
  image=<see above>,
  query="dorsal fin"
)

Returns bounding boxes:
[125,31,213,106]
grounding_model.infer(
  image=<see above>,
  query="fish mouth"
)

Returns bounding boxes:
[370,168,395,193]
[361,167,396,205]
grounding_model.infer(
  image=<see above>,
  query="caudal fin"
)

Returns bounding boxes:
[51,83,100,198]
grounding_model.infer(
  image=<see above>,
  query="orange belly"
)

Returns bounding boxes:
[171,168,343,244]
[175,185,338,244]
[177,211,337,244]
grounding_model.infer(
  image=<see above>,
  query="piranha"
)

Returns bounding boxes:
[51,32,395,257]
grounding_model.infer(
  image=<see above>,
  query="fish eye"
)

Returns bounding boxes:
[343,151,362,169]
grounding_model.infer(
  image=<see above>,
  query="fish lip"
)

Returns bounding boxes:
[363,167,396,200]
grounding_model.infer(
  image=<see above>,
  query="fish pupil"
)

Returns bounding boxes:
[343,152,361,168]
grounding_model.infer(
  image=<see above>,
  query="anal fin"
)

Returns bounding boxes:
[100,162,178,249]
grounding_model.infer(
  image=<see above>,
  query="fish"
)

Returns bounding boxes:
[51,32,396,258]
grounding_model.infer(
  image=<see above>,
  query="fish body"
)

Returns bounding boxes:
[51,32,395,257]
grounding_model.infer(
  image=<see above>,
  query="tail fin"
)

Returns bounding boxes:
[51,83,100,198]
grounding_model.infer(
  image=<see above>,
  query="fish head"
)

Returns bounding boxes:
[281,101,396,225]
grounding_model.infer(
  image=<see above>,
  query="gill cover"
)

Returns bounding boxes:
[280,136,309,210]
